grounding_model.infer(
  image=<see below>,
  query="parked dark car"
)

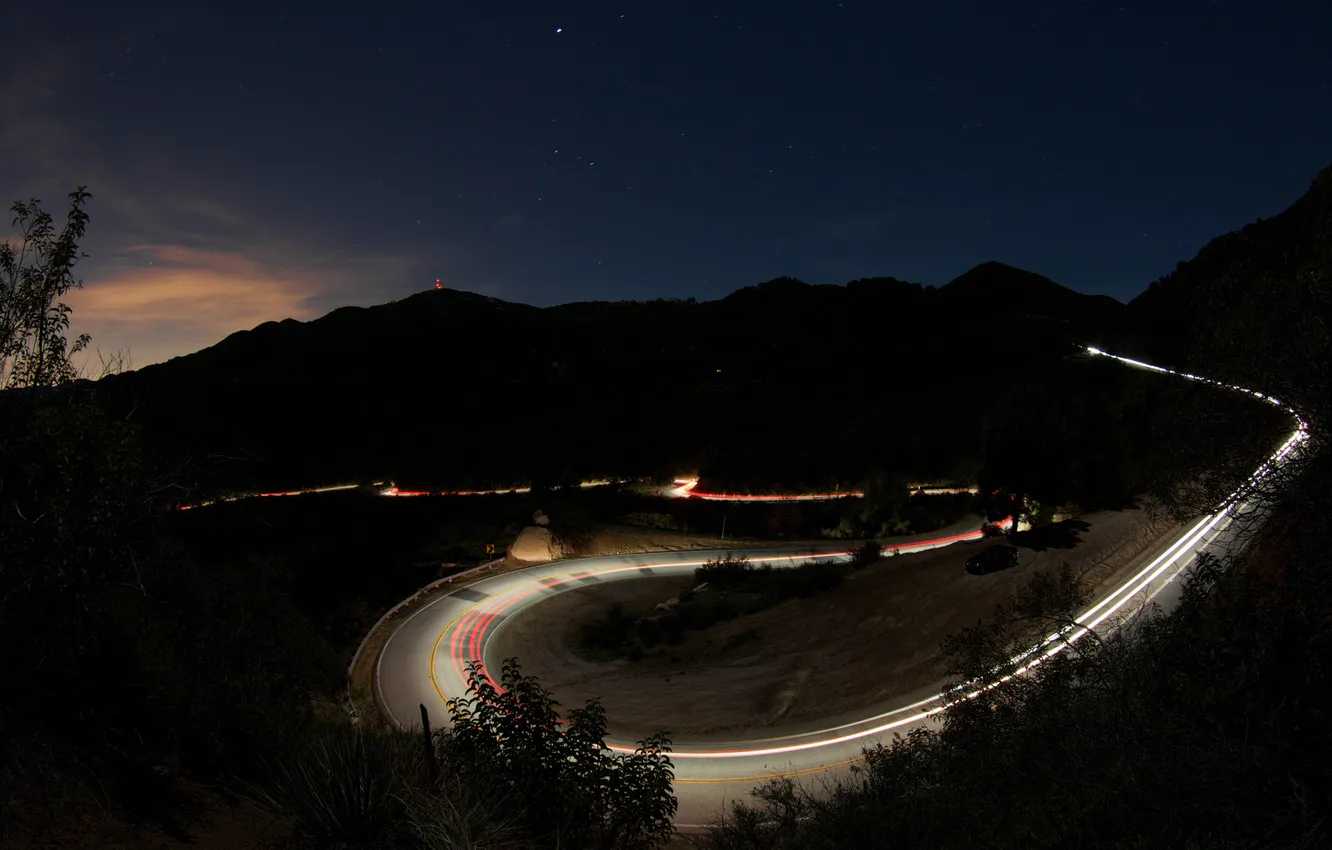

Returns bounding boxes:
[966,545,1019,575]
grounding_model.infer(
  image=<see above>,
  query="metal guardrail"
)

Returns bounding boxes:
[346,556,506,681]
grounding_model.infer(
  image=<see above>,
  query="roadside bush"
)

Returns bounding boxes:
[675,595,742,631]
[583,555,853,662]
[847,540,883,570]
[695,555,756,589]
[442,659,677,849]
[579,603,635,654]
[821,516,861,538]
[693,556,843,599]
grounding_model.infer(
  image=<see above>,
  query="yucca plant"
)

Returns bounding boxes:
[403,775,525,850]
[245,723,423,847]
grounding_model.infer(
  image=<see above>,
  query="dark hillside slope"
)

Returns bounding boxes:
[97,267,1122,495]
[1119,164,1332,430]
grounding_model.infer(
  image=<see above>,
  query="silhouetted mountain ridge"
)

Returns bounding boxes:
[97,262,1116,492]
[941,261,1123,322]
[86,155,1332,494]
[129,263,1115,382]
[148,288,539,381]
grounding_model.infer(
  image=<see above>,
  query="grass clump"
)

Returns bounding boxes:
[694,555,844,600]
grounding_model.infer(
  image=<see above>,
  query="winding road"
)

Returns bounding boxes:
[371,347,1310,827]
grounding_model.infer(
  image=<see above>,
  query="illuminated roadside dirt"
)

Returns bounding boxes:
[487,509,1179,738]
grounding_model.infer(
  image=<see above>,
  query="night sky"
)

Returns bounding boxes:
[3,2,1329,368]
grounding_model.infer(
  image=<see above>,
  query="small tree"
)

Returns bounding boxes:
[0,187,179,834]
[1,187,92,390]
[977,386,1076,534]
[441,659,677,849]
[848,540,883,570]
[856,470,908,532]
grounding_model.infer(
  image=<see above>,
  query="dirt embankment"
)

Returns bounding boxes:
[488,509,1178,738]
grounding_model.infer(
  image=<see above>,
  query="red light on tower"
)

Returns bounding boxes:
[435,279,442,289]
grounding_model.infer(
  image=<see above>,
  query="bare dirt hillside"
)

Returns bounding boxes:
[488,509,1179,738]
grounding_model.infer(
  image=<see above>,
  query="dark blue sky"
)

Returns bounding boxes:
[3,1,1329,366]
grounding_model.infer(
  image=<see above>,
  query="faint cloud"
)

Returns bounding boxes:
[121,244,262,277]
[174,196,246,228]
[0,51,74,184]
[68,246,318,366]
[67,242,419,368]
[1,44,424,370]
[76,270,310,328]
[494,214,524,229]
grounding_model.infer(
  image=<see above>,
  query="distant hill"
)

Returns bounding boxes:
[95,265,1123,494]
[940,261,1123,324]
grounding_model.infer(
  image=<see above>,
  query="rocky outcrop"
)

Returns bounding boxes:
[508,526,558,563]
